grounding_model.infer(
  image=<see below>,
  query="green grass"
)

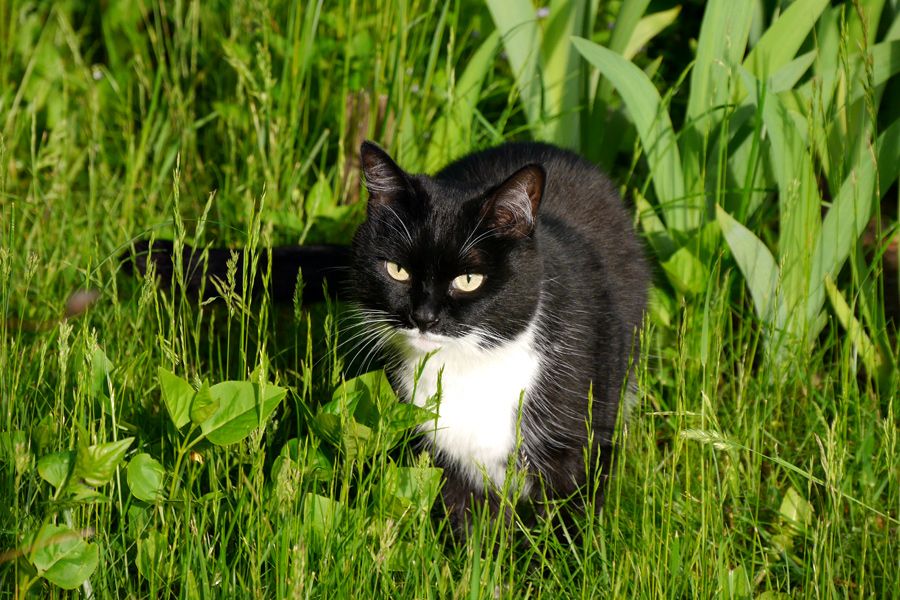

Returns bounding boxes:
[1,0,899,597]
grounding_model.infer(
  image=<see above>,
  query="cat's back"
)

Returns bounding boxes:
[435,142,630,236]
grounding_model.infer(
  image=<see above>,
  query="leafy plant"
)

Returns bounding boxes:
[567,0,899,380]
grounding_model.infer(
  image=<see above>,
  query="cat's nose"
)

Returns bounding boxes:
[412,307,439,332]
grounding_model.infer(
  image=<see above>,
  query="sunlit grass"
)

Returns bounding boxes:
[1,0,897,597]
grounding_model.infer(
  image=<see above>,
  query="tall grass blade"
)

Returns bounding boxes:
[485,0,541,129]
[540,0,587,148]
[687,0,753,136]
[743,0,829,77]
[681,0,753,232]
[805,118,899,337]
[572,36,686,230]
[824,275,885,376]
[425,31,501,171]
[754,74,820,325]
[585,0,650,164]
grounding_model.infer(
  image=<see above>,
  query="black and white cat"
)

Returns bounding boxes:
[128,141,649,530]
[350,141,649,527]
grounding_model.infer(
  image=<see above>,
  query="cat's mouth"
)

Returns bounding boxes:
[396,328,452,353]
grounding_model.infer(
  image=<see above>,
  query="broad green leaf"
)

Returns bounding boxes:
[190,380,218,424]
[648,286,676,329]
[717,205,782,326]
[888,7,900,40]
[847,41,900,107]
[136,529,168,583]
[29,524,99,590]
[304,176,333,220]
[623,7,680,60]
[573,37,686,230]
[318,372,417,456]
[635,189,677,259]
[198,381,287,446]
[158,368,193,429]
[0,430,32,476]
[88,345,113,397]
[379,464,442,517]
[768,50,816,94]
[744,0,829,78]
[379,401,436,448]
[779,486,814,532]
[127,453,166,502]
[485,0,541,128]
[876,115,900,193]
[303,493,347,543]
[341,420,374,460]
[719,103,769,221]
[73,437,134,488]
[394,104,422,169]
[37,450,74,490]
[849,0,887,48]
[273,438,333,482]
[277,437,301,462]
[66,482,107,503]
[310,413,342,447]
[810,6,841,118]
[312,411,373,458]
[334,369,396,424]
[661,246,707,296]
[323,388,362,416]
[720,564,752,599]
[823,40,900,185]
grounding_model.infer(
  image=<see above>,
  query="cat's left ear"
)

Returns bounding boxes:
[482,164,545,239]
[360,141,411,211]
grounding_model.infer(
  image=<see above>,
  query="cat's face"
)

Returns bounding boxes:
[349,142,545,355]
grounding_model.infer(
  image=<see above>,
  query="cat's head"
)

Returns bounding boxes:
[349,141,545,356]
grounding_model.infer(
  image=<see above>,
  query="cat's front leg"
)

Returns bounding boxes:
[436,461,524,543]
[436,463,483,537]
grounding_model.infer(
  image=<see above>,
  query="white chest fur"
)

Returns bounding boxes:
[394,324,542,490]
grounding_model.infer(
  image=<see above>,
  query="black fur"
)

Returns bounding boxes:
[352,142,649,529]
[124,239,349,303]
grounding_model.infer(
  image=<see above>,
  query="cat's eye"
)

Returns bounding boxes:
[451,273,485,293]
[384,261,411,282]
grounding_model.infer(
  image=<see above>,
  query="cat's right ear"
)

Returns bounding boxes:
[481,164,545,239]
[360,141,410,211]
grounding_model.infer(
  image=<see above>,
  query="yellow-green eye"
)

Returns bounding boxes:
[451,273,485,293]
[385,261,410,282]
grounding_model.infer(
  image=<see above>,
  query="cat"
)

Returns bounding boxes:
[128,140,649,532]
[351,141,648,530]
